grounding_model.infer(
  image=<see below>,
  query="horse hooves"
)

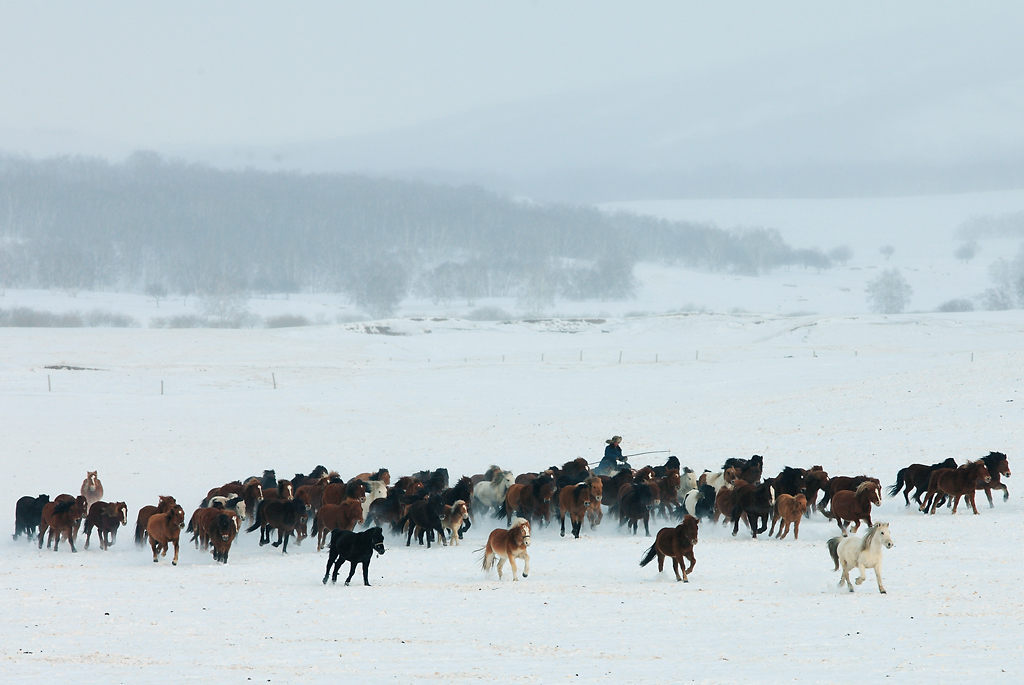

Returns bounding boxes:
[560,531,565,537]
[344,580,351,586]
[153,559,159,563]
[880,590,887,594]
[172,561,177,566]
[521,573,527,578]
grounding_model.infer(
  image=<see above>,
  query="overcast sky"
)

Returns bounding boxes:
[3,1,1021,158]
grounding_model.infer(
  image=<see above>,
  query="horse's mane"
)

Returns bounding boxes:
[53,500,75,514]
[510,517,529,529]
[860,523,887,551]
[854,481,876,495]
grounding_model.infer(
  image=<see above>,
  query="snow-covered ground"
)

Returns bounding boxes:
[2,307,1022,682]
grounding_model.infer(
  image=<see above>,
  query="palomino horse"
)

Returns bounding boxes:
[482,518,531,581]
[558,482,592,539]
[922,461,991,515]
[830,481,881,536]
[828,522,894,593]
[639,515,699,582]
[146,504,186,565]
[80,471,104,510]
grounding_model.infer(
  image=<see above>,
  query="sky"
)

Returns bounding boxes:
[2,2,1023,198]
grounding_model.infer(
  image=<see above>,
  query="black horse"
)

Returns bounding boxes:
[397,495,447,548]
[652,456,682,478]
[413,468,450,494]
[290,465,329,489]
[731,479,776,538]
[322,527,387,586]
[619,483,656,536]
[245,498,307,553]
[888,457,957,506]
[13,494,50,541]
[723,455,764,484]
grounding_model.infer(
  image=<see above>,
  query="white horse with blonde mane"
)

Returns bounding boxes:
[471,470,514,518]
[828,522,894,594]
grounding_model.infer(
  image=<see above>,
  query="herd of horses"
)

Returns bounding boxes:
[10,451,1010,592]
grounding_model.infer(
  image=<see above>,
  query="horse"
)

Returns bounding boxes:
[601,469,636,516]
[352,468,390,486]
[84,501,128,550]
[314,500,365,551]
[558,482,592,539]
[639,515,699,582]
[246,498,308,553]
[290,465,330,489]
[188,506,224,549]
[681,484,716,521]
[500,475,554,524]
[819,475,880,514]
[730,480,776,538]
[38,496,88,552]
[975,452,1011,507]
[135,495,177,546]
[397,495,447,548]
[482,518,531,581]
[619,482,658,536]
[713,478,748,525]
[560,457,591,482]
[830,481,881,535]
[773,467,806,499]
[80,471,104,509]
[322,527,387,586]
[361,480,389,520]
[921,461,991,515]
[13,494,49,541]
[654,470,682,519]
[887,458,958,506]
[206,495,246,522]
[441,500,469,546]
[584,476,604,528]
[295,483,326,519]
[263,479,295,501]
[366,485,408,534]
[470,465,504,487]
[723,455,763,484]
[413,468,450,494]
[441,476,474,536]
[208,513,238,563]
[322,480,366,507]
[700,467,739,493]
[803,466,830,515]
[828,522,894,593]
[771,493,807,540]
[147,504,186,565]
[651,455,682,478]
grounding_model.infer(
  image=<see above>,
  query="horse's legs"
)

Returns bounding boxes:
[362,560,371,586]
[951,494,961,515]
[969,492,980,515]
[507,554,519,581]
[984,487,994,508]
[684,550,696,576]
[874,564,886,594]
[854,562,868,585]
[839,560,852,591]
[150,538,160,563]
[521,550,530,578]
[281,531,290,554]
[672,557,682,581]
[496,556,505,580]
[559,510,566,537]
[171,538,179,565]
[344,560,358,585]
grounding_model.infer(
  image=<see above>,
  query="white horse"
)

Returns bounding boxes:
[828,522,894,594]
[361,480,387,519]
[701,468,738,494]
[206,495,246,522]
[677,467,699,501]
[472,470,514,518]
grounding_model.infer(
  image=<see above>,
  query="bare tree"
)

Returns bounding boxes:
[879,245,895,262]
[866,269,912,314]
[145,282,168,308]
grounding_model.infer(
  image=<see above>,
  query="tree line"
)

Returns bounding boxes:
[0,153,834,316]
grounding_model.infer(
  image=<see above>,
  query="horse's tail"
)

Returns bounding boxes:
[134,520,145,547]
[887,469,906,498]
[639,542,658,567]
[479,545,490,572]
[245,500,263,533]
[827,537,842,571]
[494,501,507,520]
[311,512,320,536]
[186,514,195,534]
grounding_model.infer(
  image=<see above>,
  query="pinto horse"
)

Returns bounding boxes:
[887,458,957,507]
[80,471,104,510]
[828,522,894,593]
[482,518,531,581]
[38,496,88,552]
[147,504,186,565]
[922,461,991,515]
[558,482,592,539]
[322,527,387,586]
[84,501,128,550]
[639,515,699,582]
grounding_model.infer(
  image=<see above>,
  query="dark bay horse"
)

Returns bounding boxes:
[38,496,88,552]
[922,461,991,515]
[888,458,957,506]
[84,501,128,550]
[13,494,50,541]
[975,452,1011,507]
[246,498,308,552]
[558,482,592,539]
[730,480,776,538]
[639,515,699,582]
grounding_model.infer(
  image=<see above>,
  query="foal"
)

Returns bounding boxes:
[482,518,531,581]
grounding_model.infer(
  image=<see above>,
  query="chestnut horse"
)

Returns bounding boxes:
[830,481,881,535]
[441,500,469,546]
[80,471,104,510]
[922,461,991,515]
[501,475,554,524]
[639,515,699,582]
[584,476,604,529]
[38,496,88,552]
[771,493,807,540]
[147,504,186,565]
[135,495,177,546]
[84,501,128,550]
[558,482,592,539]
[482,518,531,581]
[314,500,365,551]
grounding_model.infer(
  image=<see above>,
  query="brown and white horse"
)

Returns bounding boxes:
[482,518,531,581]
[80,471,104,510]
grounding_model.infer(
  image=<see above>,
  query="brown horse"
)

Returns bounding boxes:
[639,515,699,582]
[208,512,238,563]
[713,478,748,525]
[322,480,366,507]
[654,470,682,519]
[353,468,390,486]
[246,498,308,553]
[584,476,604,529]
[502,475,554,524]
[482,518,531,581]
[38,496,88,552]
[263,479,295,501]
[922,461,992,514]
[188,506,238,550]
[771,494,807,540]
[558,482,592,539]
[830,482,881,535]
[314,499,365,551]
[819,475,880,513]
[887,458,957,507]
[147,504,186,565]
[80,471,104,510]
[135,495,177,546]
[802,466,830,515]
[84,501,128,550]
[441,500,469,546]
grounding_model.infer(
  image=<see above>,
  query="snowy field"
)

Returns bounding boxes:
[2,307,1022,683]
